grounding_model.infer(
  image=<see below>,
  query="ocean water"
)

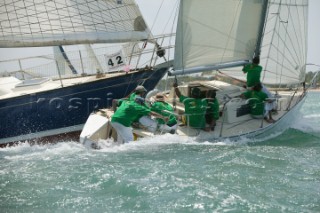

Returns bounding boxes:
[1,91,319,213]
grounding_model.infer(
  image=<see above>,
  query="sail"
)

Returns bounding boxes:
[173,0,266,75]
[53,46,78,75]
[259,0,308,85]
[84,44,104,72]
[219,0,308,85]
[0,0,151,48]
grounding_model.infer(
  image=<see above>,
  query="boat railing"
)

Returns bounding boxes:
[308,70,320,90]
[180,112,203,136]
[161,110,180,118]
[172,94,289,138]
[0,33,176,82]
[284,85,307,112]
[219,98,232,137]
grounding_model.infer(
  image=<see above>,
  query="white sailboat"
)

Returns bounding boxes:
[0,0,172,146]
[80,0,309,146]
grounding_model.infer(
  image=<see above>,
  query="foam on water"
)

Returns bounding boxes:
[1,92,319,212]
[0,130,292,157]
[290,92,320,136]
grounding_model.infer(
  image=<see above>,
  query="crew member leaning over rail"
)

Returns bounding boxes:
[151,93,178,134]
[111,96,167,143]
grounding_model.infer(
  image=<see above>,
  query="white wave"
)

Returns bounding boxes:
[284,95,320,135]
[1,141,86,160]
[0,133,275,157]
[291,113,320,133]
[94,133,192,153]
[92,133,258,153]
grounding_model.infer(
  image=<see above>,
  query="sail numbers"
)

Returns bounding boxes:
[105,51,126,70]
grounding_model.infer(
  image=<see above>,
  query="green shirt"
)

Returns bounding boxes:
[206,98,220,120]
[129,93,137,101]
[180,95,207,128]
[242,64,262,87]
[151,101,177,126]
[111,100,151,127]
[242,90,268,116]
[117,98,128,107]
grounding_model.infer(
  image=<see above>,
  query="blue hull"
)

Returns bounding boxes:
[0,68,168,144]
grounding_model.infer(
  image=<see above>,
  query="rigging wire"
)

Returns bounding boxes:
[149,0,165,36]
[161,0,179,66]
[159,0,179,92]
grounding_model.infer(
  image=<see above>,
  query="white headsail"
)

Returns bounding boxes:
[0,0,152,47]
[259,0,308,85]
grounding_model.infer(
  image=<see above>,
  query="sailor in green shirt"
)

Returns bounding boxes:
[129,85,147,101]
[112,85,147,111]
[242,56,262,88]
[242,56,276,113]
[173,83,208,129]
[240,83,275,123]
[151,94,178,134]
[111,96,166,143]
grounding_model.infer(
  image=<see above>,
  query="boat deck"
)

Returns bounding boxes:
[0,71,137,100]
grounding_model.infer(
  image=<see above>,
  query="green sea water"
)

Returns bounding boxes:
[1,92,319,213]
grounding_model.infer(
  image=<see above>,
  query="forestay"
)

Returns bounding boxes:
[0,0,151,47]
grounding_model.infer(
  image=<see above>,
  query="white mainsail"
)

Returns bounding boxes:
[173,0,266,75]
[0,0,152,48]
[173,0,308,86]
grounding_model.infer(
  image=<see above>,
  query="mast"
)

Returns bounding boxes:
[254,0,269,58]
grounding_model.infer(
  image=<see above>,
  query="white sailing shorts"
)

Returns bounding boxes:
[110,121,133,143]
